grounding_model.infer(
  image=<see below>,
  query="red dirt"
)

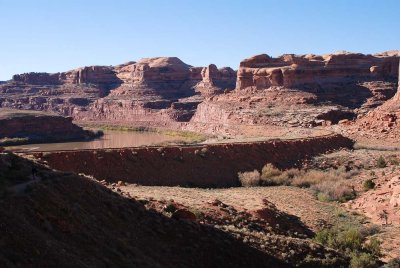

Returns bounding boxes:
[29,134,353,187]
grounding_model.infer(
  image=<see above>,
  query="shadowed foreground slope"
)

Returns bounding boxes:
[0,154,286,268]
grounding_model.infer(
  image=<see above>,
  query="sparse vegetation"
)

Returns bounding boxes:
[312,180,355,202]
[239,164,356,202]
[238,170,261,187]
[383,258,400,268]
[0,137,30,146]
[388,156,400,166]
[314,227,382,268]
[363,179,376,191]
[377,156,387,168]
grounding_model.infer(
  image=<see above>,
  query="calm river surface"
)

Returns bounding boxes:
[7,130,188,152]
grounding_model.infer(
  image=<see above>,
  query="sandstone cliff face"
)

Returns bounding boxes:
[13,66,120,89]
[191,52,399,129]
[236,52,398,91]
[2,52,399,131]
[345,58,400,141]
[0,57,236,123]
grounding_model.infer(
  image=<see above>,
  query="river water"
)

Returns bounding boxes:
[6,130,188,152]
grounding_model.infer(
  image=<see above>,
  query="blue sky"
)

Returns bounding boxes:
[0,0,399,80]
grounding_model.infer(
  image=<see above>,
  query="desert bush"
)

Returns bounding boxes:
[337,228,363,251]
[315,227,382,268]
[360,225,381,237]
[238,170,260,187]
[301,254,342,267]
[350,252,378,268]
[311,180,355,202]
[260,164,282,178]
[260,164,300,186]
[316,192,331,202]
[383,258,400,268]
[329,166,360,180]
[364,237,381,258]
[292,170,336,188]
[377,156,387,168]
[363,179,375,191]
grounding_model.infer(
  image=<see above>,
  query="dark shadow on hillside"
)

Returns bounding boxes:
[0,154,287,268]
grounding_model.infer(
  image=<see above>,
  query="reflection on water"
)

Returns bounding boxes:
[7,130,186,152]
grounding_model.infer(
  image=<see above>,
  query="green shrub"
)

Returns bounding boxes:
[377,156,387,168]
[364,237,381,258]
[314,227,382,268]
[316,192,331,202]
[337,228,363,251]
[363,179,376,191]
[350,252,377,268]
[314,228,337,246]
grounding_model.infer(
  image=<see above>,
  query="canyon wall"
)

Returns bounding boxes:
[1,57,236,124]
[236,52,399,90]
[1,51,399,131]
[191,51,400,129]
[30,134,353,187]
[350,58,400,139]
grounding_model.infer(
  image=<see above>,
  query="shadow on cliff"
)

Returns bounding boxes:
[300,79,397,109]
[0,153,287,268]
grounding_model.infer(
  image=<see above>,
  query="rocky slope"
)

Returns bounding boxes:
[337,59,400,144]
[0,153,284,268]
[0,58,236,125]
[0,152,349,267]
[191,51,399,129]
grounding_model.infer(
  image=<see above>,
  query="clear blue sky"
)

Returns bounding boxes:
[0,0,399,80]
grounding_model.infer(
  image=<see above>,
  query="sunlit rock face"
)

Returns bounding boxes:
[0,57,236,124]
[236,52,399,91]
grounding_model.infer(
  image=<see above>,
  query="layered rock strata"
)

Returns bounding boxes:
[344,58,400,141]
[0,57,236,124]
[192,51,399,128]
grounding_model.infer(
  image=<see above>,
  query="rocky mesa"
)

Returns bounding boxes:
[0,57,236,125]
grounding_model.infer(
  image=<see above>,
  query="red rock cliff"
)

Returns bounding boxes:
[236,52,399,90]
[1,57,236,124]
